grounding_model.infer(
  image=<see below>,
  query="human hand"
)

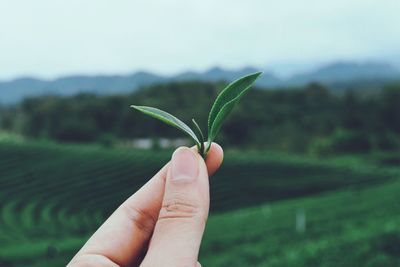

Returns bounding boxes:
[68,143,224,267]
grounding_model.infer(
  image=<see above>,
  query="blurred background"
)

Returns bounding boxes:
[1,1,400,266]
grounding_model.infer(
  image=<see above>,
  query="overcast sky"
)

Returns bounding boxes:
[1,0,400,80]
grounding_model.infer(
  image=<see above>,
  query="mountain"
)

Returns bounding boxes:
[0,72,165,104]
[288,62,400,85]
[0,68,280,104]
[1,61,399,104]
[175,66,281,87]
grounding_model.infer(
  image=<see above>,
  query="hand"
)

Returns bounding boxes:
[68,143,224,267]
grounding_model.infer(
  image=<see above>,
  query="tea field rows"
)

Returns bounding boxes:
[0,141,398,266]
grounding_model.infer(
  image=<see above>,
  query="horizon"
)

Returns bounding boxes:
[1,0,400,80]
[1,59,399,83]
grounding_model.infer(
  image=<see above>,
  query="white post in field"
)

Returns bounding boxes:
[295,208,306,233]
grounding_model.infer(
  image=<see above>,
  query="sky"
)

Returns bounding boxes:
[0,0,400,80]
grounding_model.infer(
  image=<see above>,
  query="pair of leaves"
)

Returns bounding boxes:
[131,71,262,157]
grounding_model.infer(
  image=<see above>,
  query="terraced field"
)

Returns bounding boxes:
[202,178,400,266]
[0,140,398,266]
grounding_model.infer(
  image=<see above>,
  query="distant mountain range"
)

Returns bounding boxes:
[1,61,399,104]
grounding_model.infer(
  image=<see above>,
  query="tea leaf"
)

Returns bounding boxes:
[131,71,261,158]
[192,118,205,156]
[131,105,200,146]
[207,72,262,143]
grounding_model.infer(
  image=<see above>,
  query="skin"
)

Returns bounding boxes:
[68,143,224,267]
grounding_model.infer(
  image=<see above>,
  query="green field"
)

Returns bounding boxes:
[0,140,399,266]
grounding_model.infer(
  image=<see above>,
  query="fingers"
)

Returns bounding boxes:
[69,143,223,267]
[69,164,168,267]
[141,147,210,267]
[205,143,223,176]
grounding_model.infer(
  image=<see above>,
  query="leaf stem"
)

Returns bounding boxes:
[205,140,212,155]
[191,119,206,158]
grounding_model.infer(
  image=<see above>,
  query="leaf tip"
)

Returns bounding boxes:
[130,105,142,110]
[253,71,263,78]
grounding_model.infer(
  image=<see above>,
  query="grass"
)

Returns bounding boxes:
[202,179,400,266]
[0,140,398,266]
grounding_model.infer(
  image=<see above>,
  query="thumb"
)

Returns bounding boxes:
[141,147,209,267]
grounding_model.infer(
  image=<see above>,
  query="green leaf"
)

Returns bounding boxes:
[192,118,205,156]
[207,72,262,143]
[131,105,200,147]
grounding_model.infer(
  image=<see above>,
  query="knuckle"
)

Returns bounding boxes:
[158,198,205,223]
[121,203,157,235]
[68,254,119,267]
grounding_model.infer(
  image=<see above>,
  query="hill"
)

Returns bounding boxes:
[0,72,165,104]
[287,62,400,91]
[1,61,399,104]
[289,62,399,84]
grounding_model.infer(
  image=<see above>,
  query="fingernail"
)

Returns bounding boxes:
[171,147,199,182]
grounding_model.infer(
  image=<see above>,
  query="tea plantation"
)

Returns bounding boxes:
[0,140,399,266]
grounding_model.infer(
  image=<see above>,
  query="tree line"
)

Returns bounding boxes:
[1,81,399,154]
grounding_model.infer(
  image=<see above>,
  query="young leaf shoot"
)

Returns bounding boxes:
[131,72,262,158]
